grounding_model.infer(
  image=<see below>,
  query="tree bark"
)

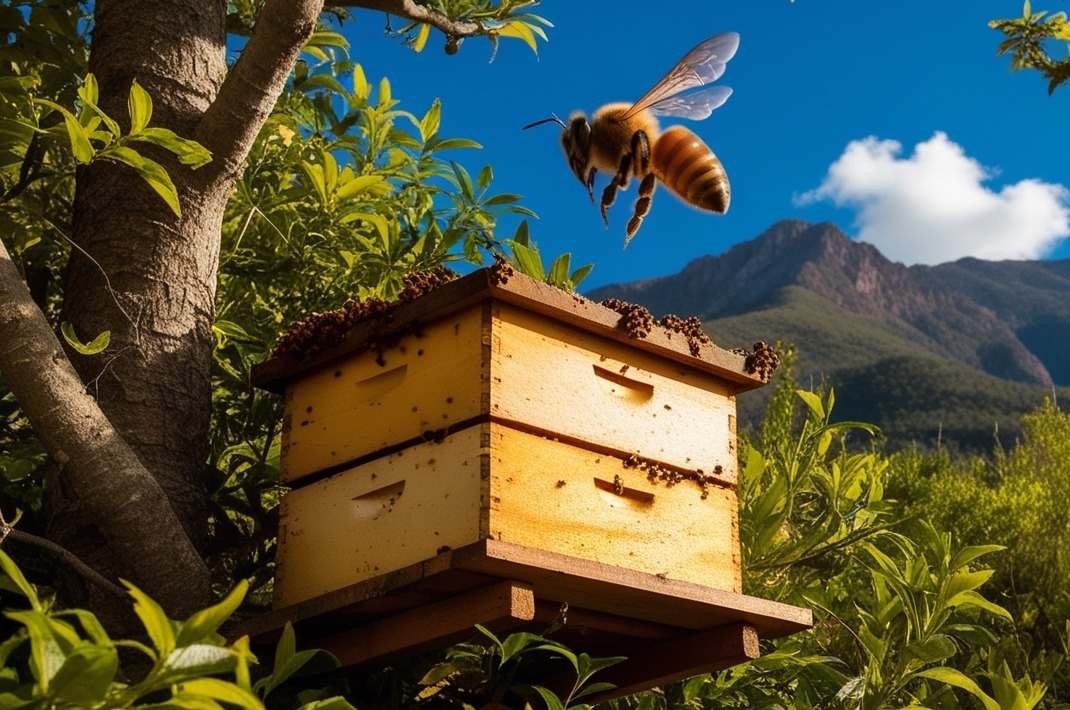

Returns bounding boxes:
[0,237,211,620]
[46,0,322,621]
[6,0,482,624]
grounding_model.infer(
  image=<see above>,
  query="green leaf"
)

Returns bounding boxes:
[531,685,567,710]
[78,74,121,137]
[103,145,182,217]
[945,589,1013,621]
[300,161,328,206]
[943,569,994,600]
[0,550,42,608]
[299,73,349,98]
[161,644,237,678]
[915,667,999,710]
[49,645,119,704]
[335,175,386,201]
[509,241,545,281]
[129,127,212,168]
[256,623,336,700]
[61,322,111,355]
[949,544,1005,571]
[128,79,153,134]
[176,580,247,648]
[419,99,441,141]
[125,580,175,659]
[426,137,482,152]
[497,20,539,54]
[569,263,594,288]
[476,164,493,192]
[907,634,956,662]
[174,678,264,709]
[4,610,68,691]
[450,161,475,202]
[36,99,94,163]
[796,389,825,419]
[547,252,570,287]
[412,22,431,53]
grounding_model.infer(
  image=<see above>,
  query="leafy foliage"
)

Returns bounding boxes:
[417,625,623,709]
[610,356,1065,709]
[0,549,346,709]
[991,1,1070,94]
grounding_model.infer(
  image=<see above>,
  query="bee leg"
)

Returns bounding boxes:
[632,130,652,175]
[624,173,658,247]
[585,168,597,204]
[601,153,634,227]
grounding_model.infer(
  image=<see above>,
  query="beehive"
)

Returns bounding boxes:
[247,266,810,694]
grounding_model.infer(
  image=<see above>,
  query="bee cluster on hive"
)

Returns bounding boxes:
[742,341,780,382]
[271,267,457,359]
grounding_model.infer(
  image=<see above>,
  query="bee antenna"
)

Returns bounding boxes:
[523,113,567,130]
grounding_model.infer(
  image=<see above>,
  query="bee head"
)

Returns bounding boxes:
[524,112,589,186]
[562,113,592,185]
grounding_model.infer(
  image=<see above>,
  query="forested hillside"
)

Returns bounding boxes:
[589,220,1070,449]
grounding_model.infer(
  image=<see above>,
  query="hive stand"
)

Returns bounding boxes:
[235,266,812,703]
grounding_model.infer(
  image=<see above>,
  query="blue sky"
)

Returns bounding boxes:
[340,2,1070,289]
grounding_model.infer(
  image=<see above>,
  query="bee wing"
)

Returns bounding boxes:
[647,85,733,120]
[626,32,740,119]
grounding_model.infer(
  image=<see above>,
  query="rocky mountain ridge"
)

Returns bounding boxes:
[590,219,1069,387]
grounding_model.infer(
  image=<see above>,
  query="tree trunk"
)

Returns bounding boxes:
[47,0,322,622]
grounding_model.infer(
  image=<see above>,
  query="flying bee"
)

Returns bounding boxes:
[524,33,739,247]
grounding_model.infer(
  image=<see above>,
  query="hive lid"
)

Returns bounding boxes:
[251,264,777,394]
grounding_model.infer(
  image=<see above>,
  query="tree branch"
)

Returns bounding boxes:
[0,512,128,600]
[0,236,212,616]
[195,0,324,180]
[334,0,487,38]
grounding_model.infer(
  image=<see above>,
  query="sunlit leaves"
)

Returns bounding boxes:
[0,551,355,708]
[504,220,593,291]
[385,2,551,58]
[417,624,623,708]
[990,1,1070,93]
[60,321,110,356]
[32,75,212,217]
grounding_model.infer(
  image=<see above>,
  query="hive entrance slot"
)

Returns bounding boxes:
[353,364,408,401]
[593,477,655,510]
[592,365,654,402]
[352,480,406,521]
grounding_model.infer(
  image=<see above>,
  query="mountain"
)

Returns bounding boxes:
[587,220,1070,451]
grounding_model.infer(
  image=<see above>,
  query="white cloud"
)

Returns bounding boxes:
[796,132,1070,264]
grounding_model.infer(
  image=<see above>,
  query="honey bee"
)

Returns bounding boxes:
[524,33,739,246]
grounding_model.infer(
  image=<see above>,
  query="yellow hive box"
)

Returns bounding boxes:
[270,281,754,485]
[242,268,808,686]
[254,268,775,610]
[274,421,741,607]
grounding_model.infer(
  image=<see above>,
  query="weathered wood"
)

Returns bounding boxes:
[238,539,810,645]
[313,580,536,667]
[454,540,810,638]
[274,423,740,607]
[531,600,680,641]
[253,268,766,394]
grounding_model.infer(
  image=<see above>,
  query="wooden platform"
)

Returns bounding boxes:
[233,540,811,703]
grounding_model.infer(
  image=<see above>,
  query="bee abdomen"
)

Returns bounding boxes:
[651,125,730,214]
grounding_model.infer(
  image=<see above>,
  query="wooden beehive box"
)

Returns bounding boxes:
[245,265,810,700]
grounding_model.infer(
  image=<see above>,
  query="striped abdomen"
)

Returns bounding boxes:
[651,125,730,214]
